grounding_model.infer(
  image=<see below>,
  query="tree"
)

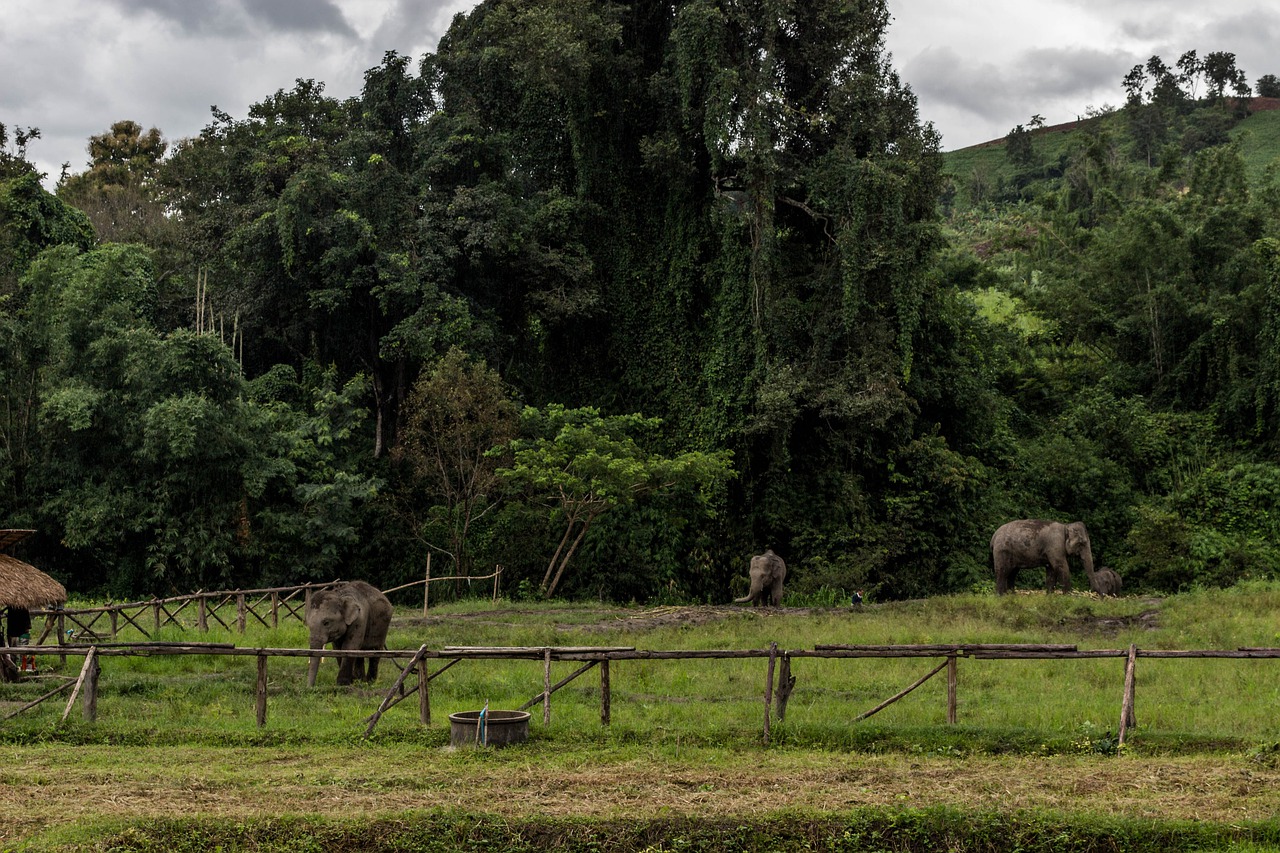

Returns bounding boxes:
[393,348,519,577]
[1005,124,1035,167]
[499,405,732,598]
[57,121,176,250]
[1257,74,1280,98]
[1203,51,1247,101]
[0,168,94,294]
[0,123,41,180]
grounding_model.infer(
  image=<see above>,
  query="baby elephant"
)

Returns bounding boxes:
[1090,567,1123,597]
[306,580,393,686]
[735,549,786,607]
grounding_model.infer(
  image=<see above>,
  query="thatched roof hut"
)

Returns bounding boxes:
[0,530,67,610]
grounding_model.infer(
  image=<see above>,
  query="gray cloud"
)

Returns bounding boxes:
[102,0,356,38]
[1014,46,1129,99]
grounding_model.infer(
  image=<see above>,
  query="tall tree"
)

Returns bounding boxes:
[393,347,519,577]
[57,120,171,246]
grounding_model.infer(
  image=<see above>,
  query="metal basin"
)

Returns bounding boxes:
[448,709,530,747]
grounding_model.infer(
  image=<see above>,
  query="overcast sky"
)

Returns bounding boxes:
[3,1,1278,187]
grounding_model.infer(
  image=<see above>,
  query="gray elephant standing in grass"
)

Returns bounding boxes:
[306,581,393,686]
[991,520,1094,595]
[735,549,787,607]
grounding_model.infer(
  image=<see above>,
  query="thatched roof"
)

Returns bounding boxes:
[0,531,66,609]
[0,529,34,552]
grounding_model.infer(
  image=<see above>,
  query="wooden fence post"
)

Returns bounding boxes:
[775,654,795,722]
[543,648,552,725]
[256,654,268,728]
[763,642,777,745]
[236,594,246,634]
[419,657,431,726]
[63,647,97,722]
[82,651,100,722]
[109,609,118,640]
[600,659,611,726]
[424,553,431,616]
[1119,644,1138,746]
[271,593,279,628]
[197,596,208,632]
[153,602,161,633]
[947,655,958,724]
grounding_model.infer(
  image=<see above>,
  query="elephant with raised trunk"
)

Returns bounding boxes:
[991,520,1094,595]
[735,549,786,607]
[306,581,393,686]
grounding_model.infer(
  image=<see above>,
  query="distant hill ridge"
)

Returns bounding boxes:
[961,96,1280,150]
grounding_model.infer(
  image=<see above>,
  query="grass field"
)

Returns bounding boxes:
[5,585,1280,851]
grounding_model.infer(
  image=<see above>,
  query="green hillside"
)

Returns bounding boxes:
[943,100,1280,210]
[1232,107,1280,183]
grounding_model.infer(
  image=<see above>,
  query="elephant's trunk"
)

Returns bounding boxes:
[733,594,752,603]
[307,640,323,687]
[1080,547,1096,579]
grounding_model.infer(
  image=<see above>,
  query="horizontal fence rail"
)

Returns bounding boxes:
[6,641,1280,745]
[26,575,503,644]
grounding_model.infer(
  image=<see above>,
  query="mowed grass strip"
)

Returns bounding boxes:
[7,745,1280,851]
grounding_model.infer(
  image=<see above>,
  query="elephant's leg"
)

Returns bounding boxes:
[350,656,366,682]
[336,655,355,686]
[365,656,380,682]
[1046,558,1068,593]
[994,558,1011,594]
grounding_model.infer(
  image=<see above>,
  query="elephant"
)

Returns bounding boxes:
[1090,566,1123,597]
[735,549,786,607]
[306,581,393,687]
[990,520,1094,595]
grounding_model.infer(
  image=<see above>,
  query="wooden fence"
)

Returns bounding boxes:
[29,583,335,644]
[28,572,504,645]
[6,641,1280,745]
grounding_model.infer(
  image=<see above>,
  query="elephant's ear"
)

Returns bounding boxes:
[341,597,363,627]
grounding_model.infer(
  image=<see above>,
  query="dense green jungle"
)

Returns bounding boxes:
[2,0,1280,610]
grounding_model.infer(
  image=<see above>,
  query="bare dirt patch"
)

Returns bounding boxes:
[400,603,834,634]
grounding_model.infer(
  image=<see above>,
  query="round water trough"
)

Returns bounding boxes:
[448,709,531,747]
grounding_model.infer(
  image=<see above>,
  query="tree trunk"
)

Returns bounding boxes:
[544,517,593,599]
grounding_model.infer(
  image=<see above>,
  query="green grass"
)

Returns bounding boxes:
[9,587,1280,851]
[1232,108,1280,185]
[5,585,1280,749]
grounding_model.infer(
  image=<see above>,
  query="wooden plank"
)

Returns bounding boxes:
[775,654,795,722]
[418,657,430,725]
[816,643,1077,652]
[854,658,951,723]
[763,642,777,745]
[364,646,432,738]
[1119,643,1138,746]
[82,654,99,721]
[114,605,152,640]
[600,659,610,726]
[543,648,552,725]
[62,647,98,722]
[518,661,599,712]
[946,655,958,724]
[1,679,76,720]
[255,654,268,728]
